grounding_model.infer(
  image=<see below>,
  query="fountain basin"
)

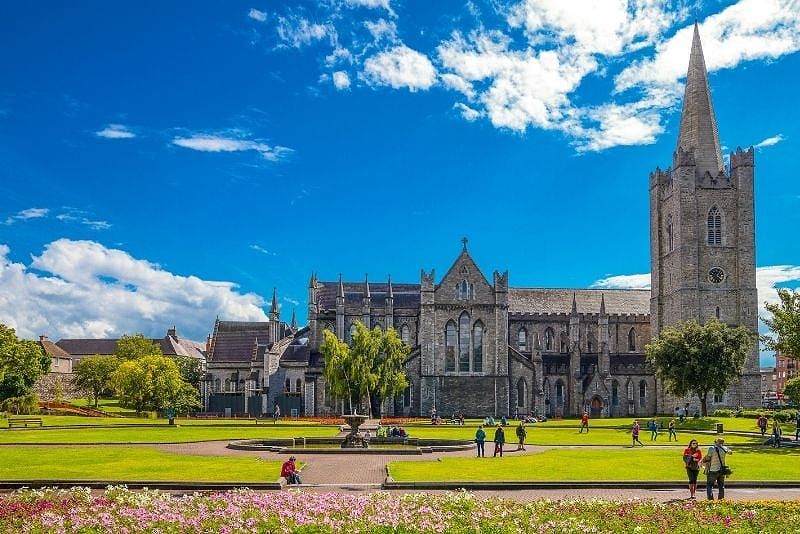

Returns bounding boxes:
[227,437,474,455]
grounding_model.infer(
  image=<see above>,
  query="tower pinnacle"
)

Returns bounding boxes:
[676,23,724,176]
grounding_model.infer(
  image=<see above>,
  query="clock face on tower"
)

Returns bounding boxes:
[708,267,725,284]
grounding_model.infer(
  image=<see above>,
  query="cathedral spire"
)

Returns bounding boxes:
[387,274,394,298]
[676,23,724,176]
[270,287,279,320]
[571,292,578,315]
[337,273,345,298]
[364,273,371,299]
[290,308,297,330]
[599,293,606,315]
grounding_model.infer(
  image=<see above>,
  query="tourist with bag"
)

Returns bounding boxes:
[772,420,783,448]
[682,439,702,499]
[631,420,643,447]
[493,424,505,457]
[515,422,526,451]
[704,438,732,500]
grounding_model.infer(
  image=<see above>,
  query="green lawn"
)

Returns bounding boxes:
[0,446,285,481]
[388,446,800,482]
[0,424,338,444]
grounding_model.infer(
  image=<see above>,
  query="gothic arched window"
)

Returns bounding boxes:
[544,328,555,351]
[666,214,674,251]
[285,378,290,392]
[402,384,412,407]
[517,327,528,352]
[628,328,636,352]
[517,379,527,408]
[473,321,483,373]
[611,381,619,407]
[456,280,473,300]
[715,306,721,320]
[707,207,722,245]
[639,381,647,408]
[214,378,221,393]
[348,322,358,343]
[224,378,231,392]
[295,378,302,393]
[560,332,568,353]
[400,324,411,346]
[458,312,471,372]
[555,381,564,407]
[445,320,456,372]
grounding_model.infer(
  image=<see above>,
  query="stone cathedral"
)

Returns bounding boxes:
[204,25,761,417]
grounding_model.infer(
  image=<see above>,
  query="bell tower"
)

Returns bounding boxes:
[650,24,760,409]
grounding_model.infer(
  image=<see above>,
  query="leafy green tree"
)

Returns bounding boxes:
[320,321,409,417]
[645,320,755,416]
[763,288,800,360]
[110,355,187,415]
[0,324,50,400]
[171,355,203,388]
[172,381,203,414]
[73,355,120,408]
[115,333,162,360]
[783,376,800,405]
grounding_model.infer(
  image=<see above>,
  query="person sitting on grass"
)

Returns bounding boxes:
[280,456,301,485]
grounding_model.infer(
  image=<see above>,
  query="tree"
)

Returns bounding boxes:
[0,324,50,400]
[763,288,800,360]
[115,333,162,360]
[645,320,755,416]
[320,321,409,417]
[110,355,187,415]
[73,355,120,408]
[783,376,800,405]
[170,355,203,388]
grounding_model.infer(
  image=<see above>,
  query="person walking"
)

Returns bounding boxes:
[757,414,768,437]
[795,413,800,441]
[668,419,678,442]
[682,439,703,499]
[772,420,783,448]
[280,456,301,485]
[703,438,732,500]
[273,403,281,424]
[649,418,659,441]
[632,419,643,447]
[475,424,486,457]
[493,424,505,457]
[515,422,527,451]
[579,412,590,433]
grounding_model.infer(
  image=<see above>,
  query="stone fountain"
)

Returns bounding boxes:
[341,413,369,448]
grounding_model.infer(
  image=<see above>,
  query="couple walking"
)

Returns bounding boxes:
[683,438,732,500]
[476,423,522,457]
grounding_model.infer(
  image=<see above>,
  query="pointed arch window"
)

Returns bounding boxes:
[666,214,674,252]
[224,378,231,392]
[560,332,568,353]
[456,280,474,300]
[707,207,722,245]
[544,328,555,351]
[517,327,528,352]
[445,321,456,372]
[628,328,637,352]
[402,384,412,408]
[555,381,564,407]
[295,378,302,393]
[348,322,358,343]
[214,378,221,393]
[715,306,721,320]
[611,381,619,407]
[473,321,483,373]
[400,324,411,346]
[285,378,290,392]
[458,312,471,372]
[639,381,647,408]
[516,379,527,408]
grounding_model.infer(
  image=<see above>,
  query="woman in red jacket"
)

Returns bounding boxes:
[682,439,702,499]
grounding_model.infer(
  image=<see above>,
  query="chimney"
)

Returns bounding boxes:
[39,335,49,342]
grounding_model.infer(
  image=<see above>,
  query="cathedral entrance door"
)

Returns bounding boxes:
[590,396,603,418]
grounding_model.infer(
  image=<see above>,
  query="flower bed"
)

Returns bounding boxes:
[1,487,799,533]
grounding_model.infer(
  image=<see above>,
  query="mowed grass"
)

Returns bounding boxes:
[0,424,338,444]
[0,446,284,482]
[26,415,326,427]
[388,446,800,482]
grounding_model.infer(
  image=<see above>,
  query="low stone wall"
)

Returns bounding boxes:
[33,373,85,401]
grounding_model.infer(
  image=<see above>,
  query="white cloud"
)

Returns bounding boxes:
[364,45,437,91]
[0,240,268,341]
[283,296,300,306]
[249,244,276,256]
[591,273,651,290]
[345,0,394,16]
[248,8,267,22]
[454,102,482,121]
[440,73,475,99]
[55,209,111,231]
[95,124,136,139]
[276,15,332,48]
[3,207,49,225]
[332,70,351,90]
[171,134,292,161]
[364,18,398,43]
[754,134,785,148]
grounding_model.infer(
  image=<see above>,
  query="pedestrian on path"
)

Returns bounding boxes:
[649,419,659,441]
[703,438,732,500]
[475,425,486,458]
[668,419,678,441]
[273,403,281,424]
[632,420,643,447]
[795,413,800,441]
[682,439,702,499]
[772,420,782,448]
[515,422,527,451]
[757,414,768,437]
[579,412,589,433]
[493,424,505,457]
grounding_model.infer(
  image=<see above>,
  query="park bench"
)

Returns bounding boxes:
[7,417,43,428]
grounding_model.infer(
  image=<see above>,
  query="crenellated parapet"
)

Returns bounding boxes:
[730,146,755,169]
[673,145,696,169]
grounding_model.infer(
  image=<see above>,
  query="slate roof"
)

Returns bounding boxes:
[208,320,291,363]
[38,338,71,359]
[317,281,420,309]
[508,288,650,315]
[56,331,206,359]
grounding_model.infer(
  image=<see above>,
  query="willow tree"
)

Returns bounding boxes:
[645,319,755,416]
[763,288,800,360]
[320,321,409,417]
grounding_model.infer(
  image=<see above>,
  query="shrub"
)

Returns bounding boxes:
[774,409,798,423]
[712,409,732,418]
[737,410,763,419]
[0,392,40,415]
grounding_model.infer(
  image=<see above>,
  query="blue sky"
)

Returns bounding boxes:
[1,1,798,365]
